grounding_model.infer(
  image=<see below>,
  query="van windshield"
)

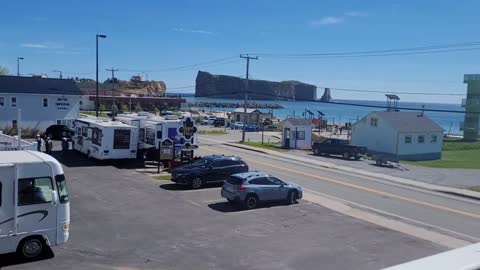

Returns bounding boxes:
[55,174,69,204]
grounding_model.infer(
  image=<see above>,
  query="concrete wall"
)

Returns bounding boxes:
[283,122,312,149]
[0,93,80,130]
[351,113,397,155]
[397,132,443,160]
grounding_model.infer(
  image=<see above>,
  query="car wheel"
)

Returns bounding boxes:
[287,190,298,205]
[190,177,203,189]
[244,194,258,210]
[313,148,321,156]
[343,152,350,160]
[17,236,44,259]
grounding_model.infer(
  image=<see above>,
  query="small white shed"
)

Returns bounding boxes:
[282,118,313,149]
[351,111,444,161]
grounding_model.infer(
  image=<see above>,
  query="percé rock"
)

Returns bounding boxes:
[195,71,317,101]
[76,78,166,97]
[320,88,333,102]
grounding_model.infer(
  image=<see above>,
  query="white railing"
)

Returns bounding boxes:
[0,131,38,151]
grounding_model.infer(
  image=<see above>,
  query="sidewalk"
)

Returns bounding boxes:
[222,141,480,200]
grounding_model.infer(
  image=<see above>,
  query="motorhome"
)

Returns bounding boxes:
[116,113,198,160]
[73,118,138,160]
[0,151,70,259]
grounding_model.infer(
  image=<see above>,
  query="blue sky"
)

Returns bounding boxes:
[1,0,480,103]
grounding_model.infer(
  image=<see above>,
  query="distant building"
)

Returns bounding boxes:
[0,76,81,130]
[462,74,480,141]
[351,111,444,161]
[282,118,313,149]
[231,108,262,125]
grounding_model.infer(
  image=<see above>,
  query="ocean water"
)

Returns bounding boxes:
[185,97,464,135]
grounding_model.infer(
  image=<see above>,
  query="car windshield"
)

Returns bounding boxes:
[55,174,69,204]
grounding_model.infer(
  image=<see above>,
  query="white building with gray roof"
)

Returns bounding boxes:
[0,76,81,131]
[351,111,444,161]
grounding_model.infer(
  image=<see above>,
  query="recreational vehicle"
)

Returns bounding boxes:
[0,151,70,259]
[73,118,138,160]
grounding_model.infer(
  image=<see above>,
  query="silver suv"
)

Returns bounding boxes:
[221,172,303,209]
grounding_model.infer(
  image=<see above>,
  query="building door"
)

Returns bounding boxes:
[284,128,290,149]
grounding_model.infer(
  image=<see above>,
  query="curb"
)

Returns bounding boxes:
[224,142,480,200]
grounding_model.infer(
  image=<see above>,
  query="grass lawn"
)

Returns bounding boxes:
[404,138,480,169]
[154,174,172,181]
[468,186,480,192]
[240,141,287,152]
[198,129,228,135]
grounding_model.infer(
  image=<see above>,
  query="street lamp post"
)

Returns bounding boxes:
[52,70,63,79]
[96,34,107,117]
[17,57,24,76]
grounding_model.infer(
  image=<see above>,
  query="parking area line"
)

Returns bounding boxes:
[202,146,480,220]
[202,199,226,204]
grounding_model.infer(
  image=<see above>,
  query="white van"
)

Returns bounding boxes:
[0,151,70,259]
[73,118,138,160]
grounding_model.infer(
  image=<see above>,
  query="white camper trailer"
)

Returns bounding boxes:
[116,113,198,160]
[0,151,70,259]
[73,118,138,160]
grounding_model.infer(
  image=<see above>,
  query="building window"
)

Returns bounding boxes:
[0,97,4,107]
[418,135,425,144]
[43,98,48,107]
[296,131,305,140]
[431,135,437,143]
[18,177,53,206]
[11,97,17,107]
[370,117,378,127]
[405,135,412,144]
[12,120,17,129]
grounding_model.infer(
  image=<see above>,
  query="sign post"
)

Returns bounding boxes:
[159,139,174,173]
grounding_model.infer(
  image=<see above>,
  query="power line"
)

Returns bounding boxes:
[251,41,480,58]
[318,86,467,96]
[117,56,239,73]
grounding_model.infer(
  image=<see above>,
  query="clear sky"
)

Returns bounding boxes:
[1,0,479,104]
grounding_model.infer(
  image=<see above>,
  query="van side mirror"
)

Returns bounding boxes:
[51,190,58,204]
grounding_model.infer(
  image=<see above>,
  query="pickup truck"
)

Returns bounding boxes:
[312,139,367,160]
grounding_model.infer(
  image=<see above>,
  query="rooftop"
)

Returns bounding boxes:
[0,150,57,164]
[0,75,81,95]
[374,111,444,133]
[76,117,135,128]
[285,118,313,126]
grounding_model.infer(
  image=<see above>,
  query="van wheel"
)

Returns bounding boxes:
[343,152,350,159]
[313,148,321,156]
[287,190,298,205]
[190,177,203,189]
[244,194,258,210]
[17,236,44,259]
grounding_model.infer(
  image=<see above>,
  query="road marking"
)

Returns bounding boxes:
[304,188,480,243]
[202,199,226,204]
[186,199,202,207]
[202,147,480,220]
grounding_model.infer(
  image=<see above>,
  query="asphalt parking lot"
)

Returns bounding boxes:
[0,150,445,270]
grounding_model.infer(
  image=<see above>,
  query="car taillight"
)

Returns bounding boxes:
[239,186,247,191]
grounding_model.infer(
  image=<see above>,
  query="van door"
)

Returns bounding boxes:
[17,176,58,245]
[0,166,15,254]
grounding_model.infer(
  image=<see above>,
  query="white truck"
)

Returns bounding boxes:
[73,118,138,160]
[0,151,70,259]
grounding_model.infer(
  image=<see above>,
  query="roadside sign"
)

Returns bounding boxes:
[159,139,174,160]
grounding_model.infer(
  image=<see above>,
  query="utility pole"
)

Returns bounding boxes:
[106,68,119,120]
[17,57,24,76]
[240,54,258,142]
[96,34,107,117]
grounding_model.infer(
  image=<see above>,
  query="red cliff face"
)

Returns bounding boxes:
[195,71,317,101]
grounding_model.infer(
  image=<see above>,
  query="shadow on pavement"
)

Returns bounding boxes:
[48,150,145,169]
[0,247,54,268]
[369,163,407,171]
[208,201,243,213]
[159,182,223,191]
[306,153,364,161]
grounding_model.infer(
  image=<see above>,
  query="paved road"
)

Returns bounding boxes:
[199,137,480,244]
[0,150,445,270]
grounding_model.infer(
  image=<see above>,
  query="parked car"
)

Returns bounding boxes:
[245,124,259,132]
[202,116,209,125]
[213,117,226,127]
[45,125,74,140]
[231,122,245,130]
[312,138,367,160]
[221,172,303,209]
[171,155,249,189]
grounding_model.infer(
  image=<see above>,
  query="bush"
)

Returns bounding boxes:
[98,104,106,111]
[2,127,41,138]
[134,104,143,112]
[120,104,129,112]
